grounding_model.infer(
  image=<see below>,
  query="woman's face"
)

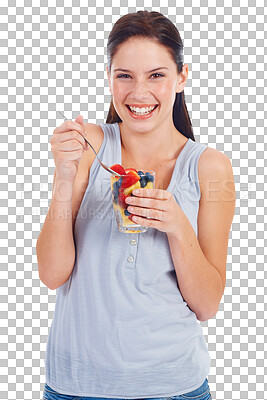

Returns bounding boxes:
[107,37,188,131]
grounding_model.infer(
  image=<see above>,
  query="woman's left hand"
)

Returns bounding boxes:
[125,188,184,235]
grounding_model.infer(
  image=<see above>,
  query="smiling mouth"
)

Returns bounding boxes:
[126,105,158,115]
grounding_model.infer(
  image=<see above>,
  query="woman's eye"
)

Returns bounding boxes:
[116,73,164,79]
[151,73,164,78]
[117,74,130,78]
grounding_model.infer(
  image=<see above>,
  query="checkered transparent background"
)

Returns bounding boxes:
[0,1,266,399]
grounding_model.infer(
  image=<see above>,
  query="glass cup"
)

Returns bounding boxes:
[110,169,155,233]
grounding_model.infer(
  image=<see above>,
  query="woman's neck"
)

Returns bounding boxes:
[119,121,186,168]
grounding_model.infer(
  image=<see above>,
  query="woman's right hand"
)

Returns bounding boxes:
[50,115,89,182]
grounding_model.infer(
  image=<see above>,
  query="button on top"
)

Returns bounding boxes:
[130,239,137,246]
[127,256,134,263]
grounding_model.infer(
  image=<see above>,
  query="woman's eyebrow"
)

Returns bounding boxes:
[113,67,169,73]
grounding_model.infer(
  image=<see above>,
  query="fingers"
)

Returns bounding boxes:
[75,115,84,125]
[53,115,89,151]
[127,205,164,220]
[125,189,173,218]
[50,130,87,150]
[54,119,85,135]
[126,197,167,211]
[52,138,85,152]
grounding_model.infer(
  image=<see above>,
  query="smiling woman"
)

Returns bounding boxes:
[106,37,190,142]
[38,10,235,400]
[104,35,191,192]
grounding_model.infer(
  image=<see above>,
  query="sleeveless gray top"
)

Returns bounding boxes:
[44,122,211,398]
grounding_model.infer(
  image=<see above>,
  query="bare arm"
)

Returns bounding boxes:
[167,149,236,321]
[36,118,103,290]
[36,172,76,290]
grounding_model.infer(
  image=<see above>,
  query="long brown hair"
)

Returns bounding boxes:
[105,10,195,141]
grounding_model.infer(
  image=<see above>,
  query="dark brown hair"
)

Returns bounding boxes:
[106,10,195,141]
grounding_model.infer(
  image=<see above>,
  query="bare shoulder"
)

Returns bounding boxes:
[84,122,104,151]
[198,147,235,202]
[74,122,104,175]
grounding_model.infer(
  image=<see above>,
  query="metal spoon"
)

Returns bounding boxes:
[57,110,122,177]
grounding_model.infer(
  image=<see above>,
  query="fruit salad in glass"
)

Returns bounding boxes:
[110,164,155,233]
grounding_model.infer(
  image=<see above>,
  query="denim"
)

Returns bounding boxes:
[42,379,212,400]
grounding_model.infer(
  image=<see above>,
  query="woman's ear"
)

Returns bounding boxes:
[176,64,188,93]
[106,65,112,95]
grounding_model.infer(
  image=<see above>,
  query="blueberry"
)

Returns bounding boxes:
[113,179,123,192]
[145,173,154,183]
[137,171,147,187]
[140,176,147,188]
[112,182,119,204]
[112,188,118,196]
[149,174,154,182]
[112,181,119,192]
[124,209,131,216]
[117,177,123,188]
[112,191,119,204]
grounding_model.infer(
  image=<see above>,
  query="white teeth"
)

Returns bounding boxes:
[128,105,157,115]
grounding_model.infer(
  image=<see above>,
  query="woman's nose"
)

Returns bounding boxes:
[131,81,149,98]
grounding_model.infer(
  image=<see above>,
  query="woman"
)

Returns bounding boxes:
[37,10,236,400]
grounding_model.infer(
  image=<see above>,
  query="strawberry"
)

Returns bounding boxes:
[120,170,140,190]
[128,214,138,224]
[118,188,127,208]
[110,164,126,175]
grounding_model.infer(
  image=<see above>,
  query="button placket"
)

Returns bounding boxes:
[126,235,139,268]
